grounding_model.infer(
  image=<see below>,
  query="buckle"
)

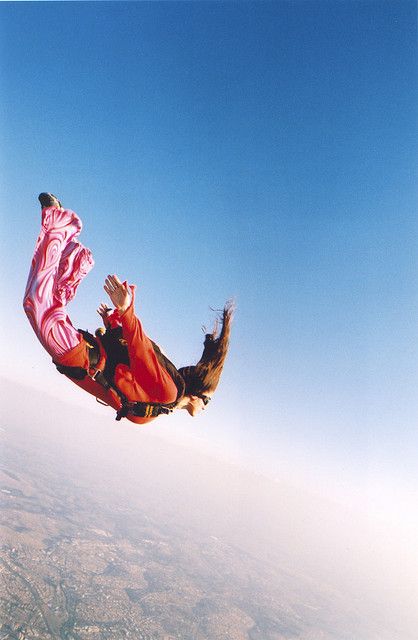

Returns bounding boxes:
[89,368,102,381]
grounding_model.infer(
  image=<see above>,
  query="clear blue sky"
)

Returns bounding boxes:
[1,2,417,506]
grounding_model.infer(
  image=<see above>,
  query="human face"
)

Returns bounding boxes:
[186,394,211,416]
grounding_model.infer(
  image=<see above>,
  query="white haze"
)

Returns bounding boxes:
[1,378,417,639]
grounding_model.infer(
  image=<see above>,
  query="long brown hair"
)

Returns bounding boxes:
[179,300,235,396]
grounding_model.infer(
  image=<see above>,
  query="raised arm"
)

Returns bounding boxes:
[103,274,176,401]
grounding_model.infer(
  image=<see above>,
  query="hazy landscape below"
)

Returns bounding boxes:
[1,378,416,639]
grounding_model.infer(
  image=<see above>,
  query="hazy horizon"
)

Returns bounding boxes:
[1,377,418,638]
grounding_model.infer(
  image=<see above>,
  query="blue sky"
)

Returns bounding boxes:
[1,1,417,509]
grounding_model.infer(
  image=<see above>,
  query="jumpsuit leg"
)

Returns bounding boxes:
[23,206,94,360]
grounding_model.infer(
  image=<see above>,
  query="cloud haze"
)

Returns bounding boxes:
[1,378,417,639]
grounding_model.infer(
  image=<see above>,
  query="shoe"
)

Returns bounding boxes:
[38,192,62,209]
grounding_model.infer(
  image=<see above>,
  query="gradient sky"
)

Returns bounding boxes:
[1,1,417,520]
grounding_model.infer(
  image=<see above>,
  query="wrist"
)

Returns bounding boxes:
[117,291,132,315]
[117,304,129,314]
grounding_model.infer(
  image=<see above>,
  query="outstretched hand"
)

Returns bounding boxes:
[97,302,112,327]
[103,275,131,313]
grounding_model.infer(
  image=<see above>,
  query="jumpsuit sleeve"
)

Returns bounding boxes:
[118,285,178,402]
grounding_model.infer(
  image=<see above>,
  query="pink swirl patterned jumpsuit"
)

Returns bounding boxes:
[23,206,94,359]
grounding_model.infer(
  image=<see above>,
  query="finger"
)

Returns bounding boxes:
[104,278,118,293]
[111,274,123,286]
[107,274,123,289]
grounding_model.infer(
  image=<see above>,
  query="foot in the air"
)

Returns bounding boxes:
[38,192,63,209]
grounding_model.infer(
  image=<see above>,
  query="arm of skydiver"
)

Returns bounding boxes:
[103,275,177,401]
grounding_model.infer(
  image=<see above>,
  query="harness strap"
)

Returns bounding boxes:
[115,400,175,421]
[54,329,183,421]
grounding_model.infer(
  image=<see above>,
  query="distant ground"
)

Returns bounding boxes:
[0,457,327,640]
[0,380,414,639]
